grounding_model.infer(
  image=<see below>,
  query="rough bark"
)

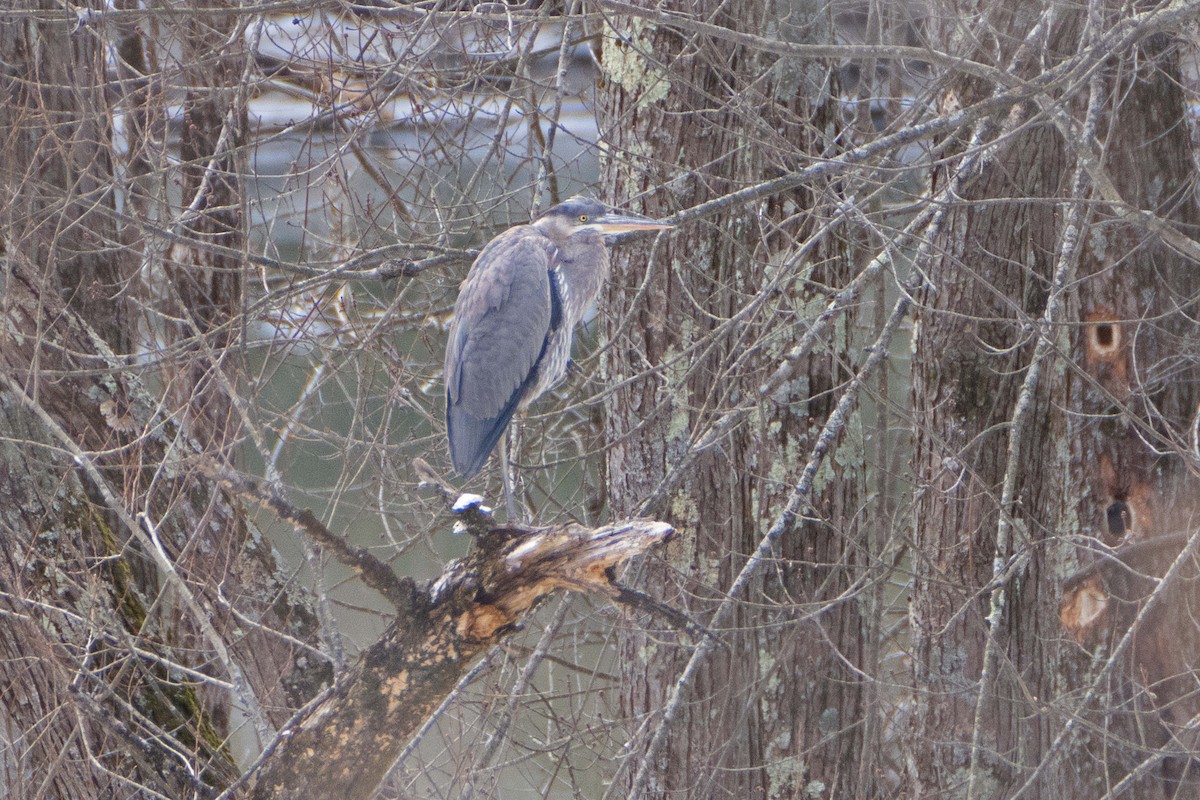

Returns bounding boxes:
[1064,25,1200,798]
[599,1,868,796]
[908,4,1080,795]
[911,1,1200,797]
[1,7,229,794]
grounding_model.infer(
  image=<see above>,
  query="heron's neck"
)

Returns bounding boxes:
[555,233,610,324]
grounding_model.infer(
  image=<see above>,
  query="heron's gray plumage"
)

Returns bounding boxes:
[445,197,671,478]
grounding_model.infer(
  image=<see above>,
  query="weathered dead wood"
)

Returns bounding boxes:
[242,471,672,800]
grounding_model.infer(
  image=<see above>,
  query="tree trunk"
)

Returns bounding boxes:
[910,1,1200,796]
[599,2,872,796]
[909,4,1080,795]
[1066,23,1200,799]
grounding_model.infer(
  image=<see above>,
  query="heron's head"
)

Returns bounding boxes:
[532,197,674,241]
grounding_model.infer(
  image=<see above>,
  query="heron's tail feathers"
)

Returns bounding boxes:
[447,398,520,479]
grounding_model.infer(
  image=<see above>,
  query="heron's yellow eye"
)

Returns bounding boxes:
[578,214,589,223]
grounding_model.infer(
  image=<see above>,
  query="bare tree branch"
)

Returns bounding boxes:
[243,511,671,800]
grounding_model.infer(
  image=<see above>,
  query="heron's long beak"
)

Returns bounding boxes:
[592,211,674,234]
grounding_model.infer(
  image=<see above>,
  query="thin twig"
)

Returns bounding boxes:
[611,585,722,646]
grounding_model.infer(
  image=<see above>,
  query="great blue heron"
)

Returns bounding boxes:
[444,196,673,478]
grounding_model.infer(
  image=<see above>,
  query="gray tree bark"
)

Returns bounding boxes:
[910,1,1200,796]
[1065,21,1200,799]
[598,2,875,796]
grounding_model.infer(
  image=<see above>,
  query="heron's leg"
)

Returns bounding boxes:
[512,417,526,518]
[500,415,528,523]
[500,431,518,523]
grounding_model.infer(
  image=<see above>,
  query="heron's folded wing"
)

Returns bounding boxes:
[444,228,556,476]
